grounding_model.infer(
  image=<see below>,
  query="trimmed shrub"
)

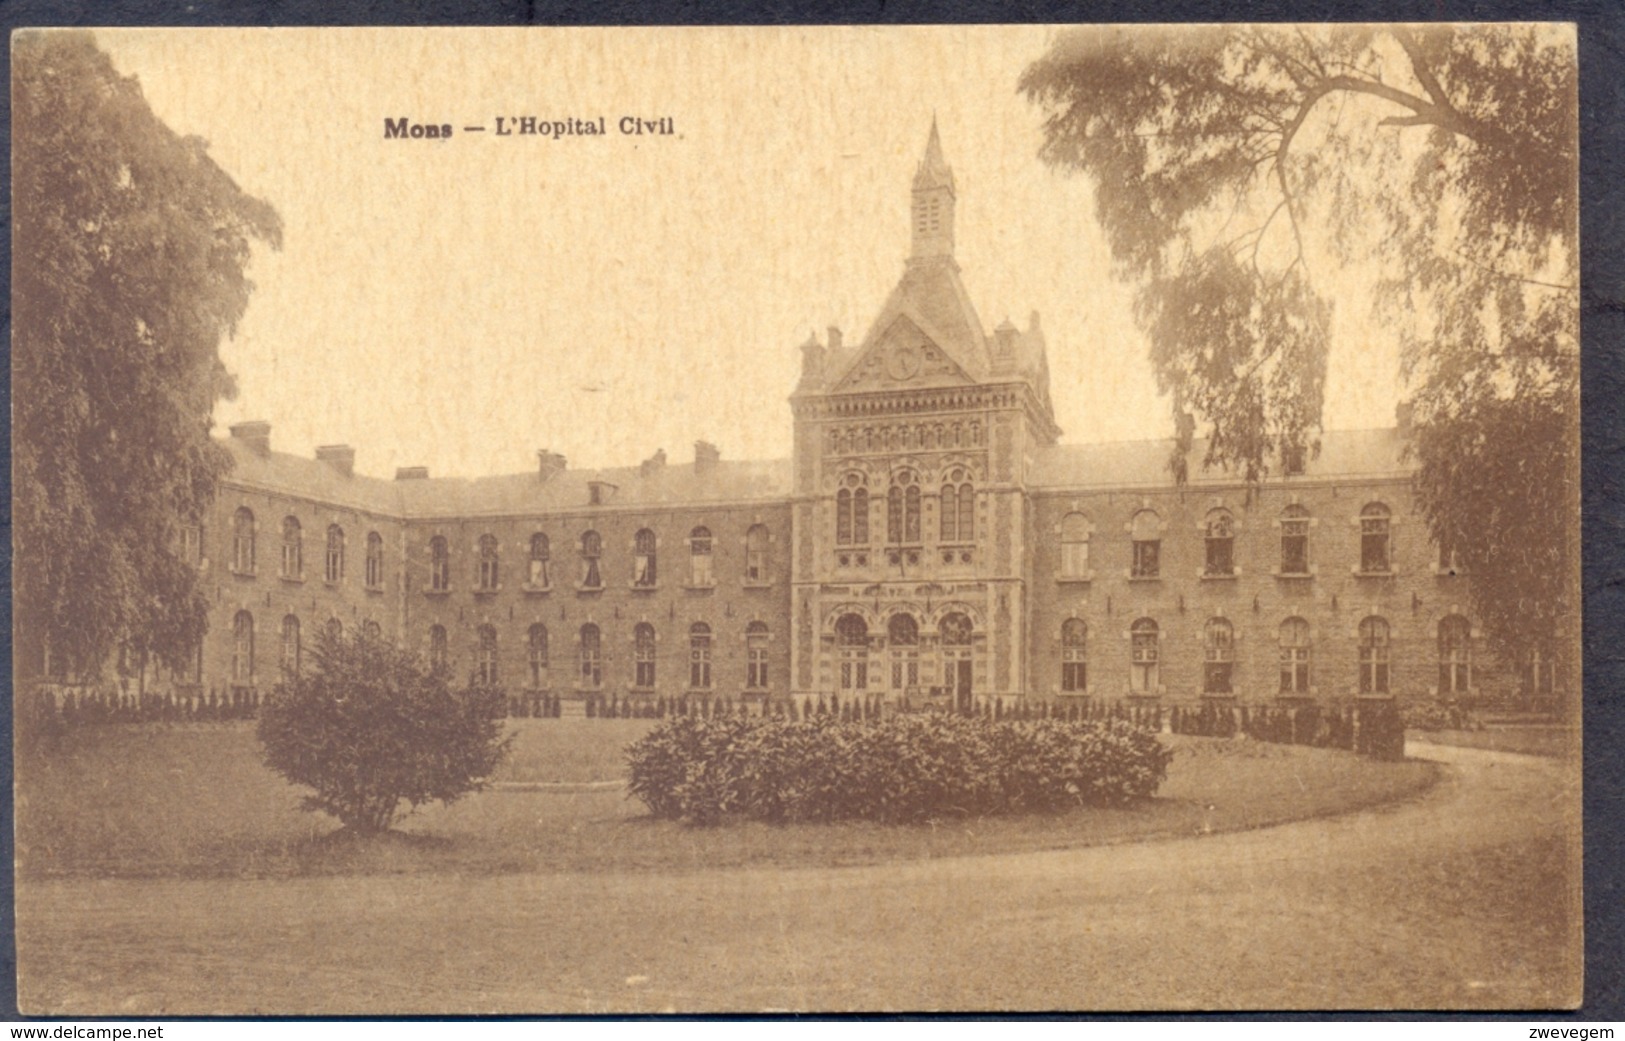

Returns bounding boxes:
[257,627,512,833]
[625,713,1173,826]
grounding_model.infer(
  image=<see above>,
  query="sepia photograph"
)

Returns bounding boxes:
[10,24,1582,1014]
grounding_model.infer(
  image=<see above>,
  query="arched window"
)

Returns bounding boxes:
[837,474,869,545]
[633,529,657,587]
[429,535,451,592]
[689,622,712,689]
[477,534,499,591]
[634,622,656,688]
[281,516,303,579]
[1203,618,1235,694]
[940,612,972,646]
[1131,510,1161,579]
[1521,648,1563,697]
[940,468,974,543]
[836,613,869,691]
[232,507,256,574]
[1358,616,1390,695]
[528,533,551,587]
[1280,505,1310,575]
[528,624,549,688]
[281,615,301,676]
[476,625,498,686]
[887,471,921,544]
[429,624,448,672]
[580,531,603,589]
[1061,513,1090,578]
[1062,618,1087,692]
[688,526,713,585]
[365,531,385,589]
[745,524,770,582]
[888,614,920,692]
[325,618,342,647]
[1360,503,1392,573]
[579,624,602,688]
[1438,615,1472,695]
[325,525,345,584]
[1130,618,1159,693]
[1204,509,1235,577]
[362,619,380,640]
[746,621,770,690]
[1279,617,1311,695]
[232,610,255,683]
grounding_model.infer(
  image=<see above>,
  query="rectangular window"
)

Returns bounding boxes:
[1062,661,1086,693]
[1281,528,1309,574]
[1132,539,1160,579]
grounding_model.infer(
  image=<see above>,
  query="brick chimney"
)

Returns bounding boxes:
[639,448,668,479]
[315,444,355,477]
[228,420,271,456]
[694,440,721,475]
[394,466,429,481]
[1396,400,1416,437]
[537,449,568,481]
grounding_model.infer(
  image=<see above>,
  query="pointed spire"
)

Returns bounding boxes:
[913,116,955,192]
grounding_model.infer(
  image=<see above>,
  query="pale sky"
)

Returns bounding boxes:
[98,26,1402,479]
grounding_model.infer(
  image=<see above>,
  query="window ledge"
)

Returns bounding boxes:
[629,582,660,592]
[683,582,718,592]
[423,587,453,597]
[1199,571,1239,582]
[1056,689,1092,698]
[230,568,257,579]
[1272,570,1315,580]
[1357,692,1397,701]
[741,580,774,590]
[280,574,305,584]
[1055,572,1095,584]
[1124,689,1164,700]
[520,582,552,595]
[1351,567,1397,578]
[1126,574,1162,583]
[575,583,605,594]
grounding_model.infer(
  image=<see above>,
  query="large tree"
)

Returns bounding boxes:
[13,31,282,683]
[1020,24,1578,683]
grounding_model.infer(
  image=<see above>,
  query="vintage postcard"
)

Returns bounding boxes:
[11,25,1582,1013]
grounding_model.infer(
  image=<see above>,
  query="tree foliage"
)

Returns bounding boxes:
[12,31,282,681]
[1020,25,1577,672]
[258,628,513,834]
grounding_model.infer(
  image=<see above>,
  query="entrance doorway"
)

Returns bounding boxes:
[939,612,973,713]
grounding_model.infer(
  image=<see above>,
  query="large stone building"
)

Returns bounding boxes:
[181,125,1536,710]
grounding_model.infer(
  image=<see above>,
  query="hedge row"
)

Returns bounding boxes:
[1168,701,1407,760]
[624,713,1174,826]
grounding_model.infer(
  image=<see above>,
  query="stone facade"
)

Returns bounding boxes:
[162,123,1526,708]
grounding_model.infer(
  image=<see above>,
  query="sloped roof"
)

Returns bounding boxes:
[220,438,404,514]
[1028,428,1410,491]
[218,437,792,519]
[392,458,792,519]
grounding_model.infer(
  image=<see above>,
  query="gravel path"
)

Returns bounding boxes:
[16,742,1580,1014]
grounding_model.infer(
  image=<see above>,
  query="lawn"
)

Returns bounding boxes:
[14,718,1439,881]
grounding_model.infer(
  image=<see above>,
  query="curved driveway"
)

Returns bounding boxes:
[17,742,1582,1014]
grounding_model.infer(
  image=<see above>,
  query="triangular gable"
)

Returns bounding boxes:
[830,310,979,394]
